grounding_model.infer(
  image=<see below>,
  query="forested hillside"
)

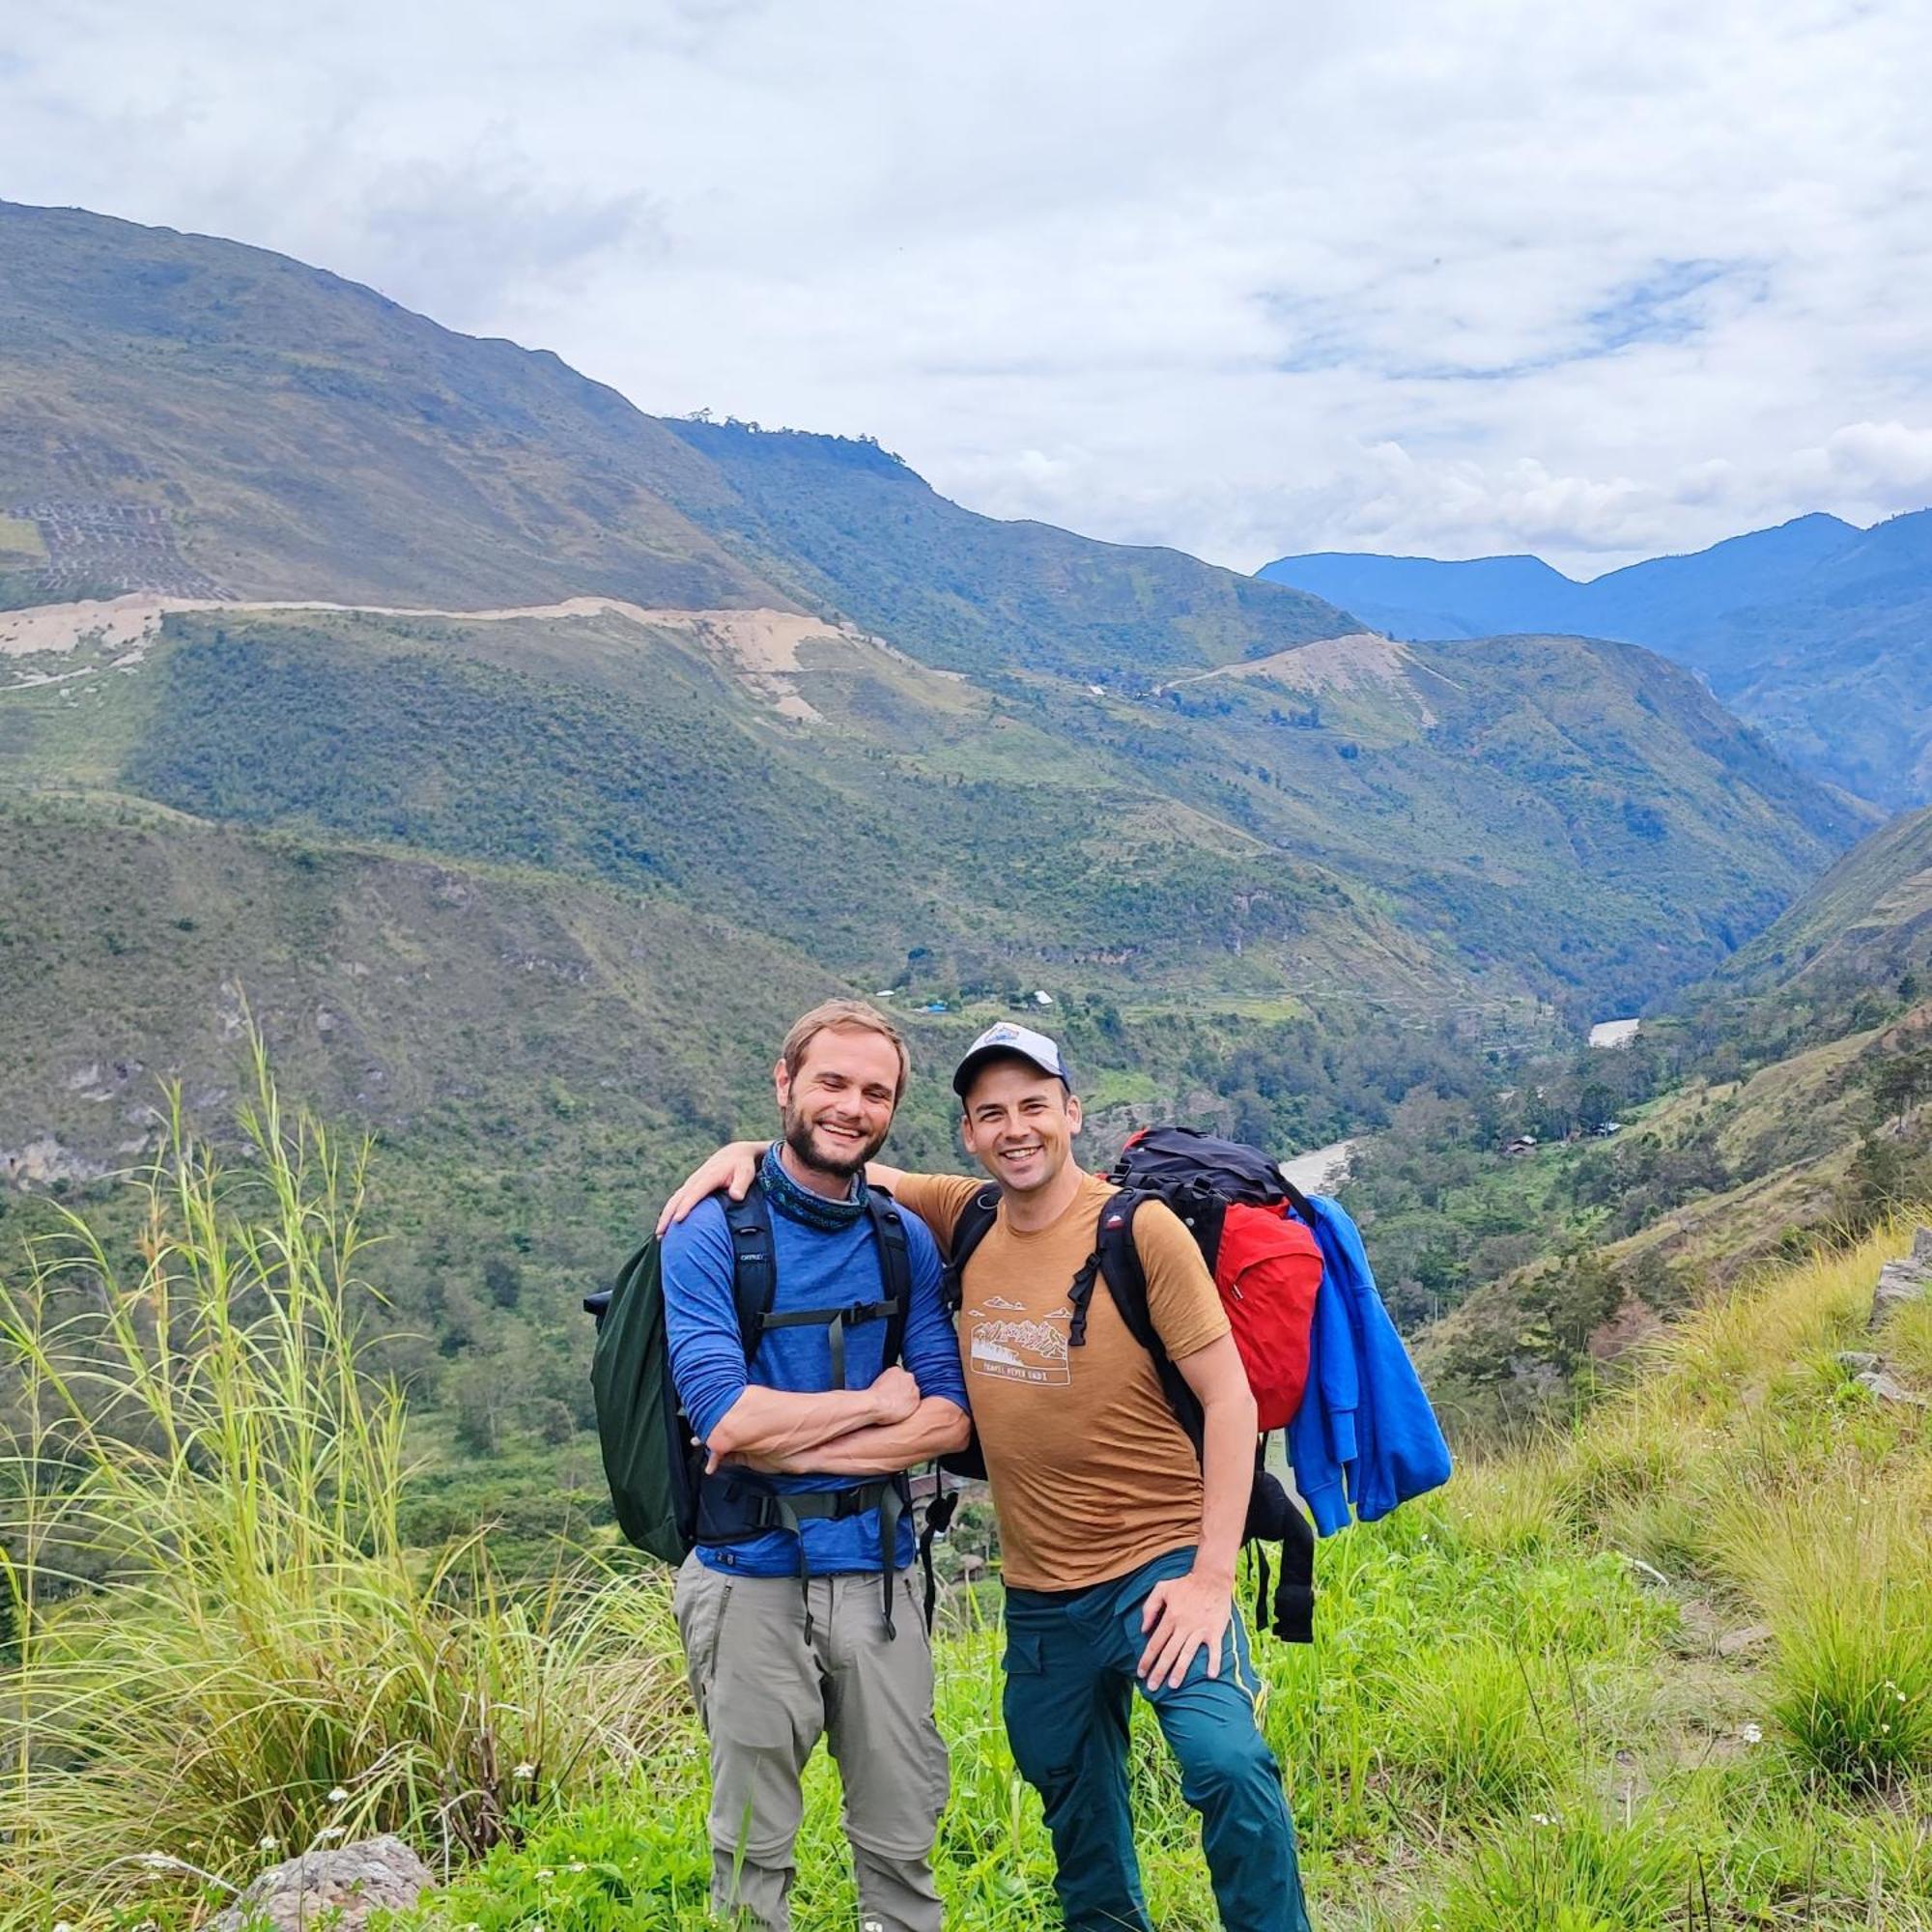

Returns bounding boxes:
[1388,800,1932,1430]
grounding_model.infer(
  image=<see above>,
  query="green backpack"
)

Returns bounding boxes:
[583,1233,691,1563]
[584,1181,928,1631]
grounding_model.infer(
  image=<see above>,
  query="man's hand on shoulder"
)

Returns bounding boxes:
[657,1140,766,1234]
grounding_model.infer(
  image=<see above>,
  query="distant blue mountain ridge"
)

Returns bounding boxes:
[1260,510,1932,808]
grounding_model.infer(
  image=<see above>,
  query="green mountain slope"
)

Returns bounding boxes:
[0,205,780,611]
[1116,629,1865,1004]
[1261,512,1932,808]
[659,418,1350,678]
[1395,801,1932,1427]
[0,195,1889,1470]
[1719,799,1932,1002]
[0,199,1354,678]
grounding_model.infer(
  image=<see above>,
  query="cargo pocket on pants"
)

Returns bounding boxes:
[999,1630,1065,1789]
[672,1558,734,1727]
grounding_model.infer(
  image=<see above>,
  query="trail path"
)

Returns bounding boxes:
[0,592,907,722]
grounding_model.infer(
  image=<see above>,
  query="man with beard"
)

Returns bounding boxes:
[661,1000,969,1932]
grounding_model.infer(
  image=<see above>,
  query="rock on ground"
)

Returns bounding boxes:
[1869,1228,1932,1328]
[1856,1367,1927,1407]
[209,1835,433,1932]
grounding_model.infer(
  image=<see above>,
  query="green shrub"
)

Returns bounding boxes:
[1379,1639,1558,1816]
[399,1795,715,1931]
[1713,1481,1932,1790]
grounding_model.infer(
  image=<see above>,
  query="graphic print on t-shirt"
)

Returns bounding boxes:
[967,1293,1070,1385]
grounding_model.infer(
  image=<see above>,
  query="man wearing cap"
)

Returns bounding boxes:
[661,1021,1314,1932]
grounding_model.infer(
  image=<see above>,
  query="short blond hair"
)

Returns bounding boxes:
[781,1000,911,1102]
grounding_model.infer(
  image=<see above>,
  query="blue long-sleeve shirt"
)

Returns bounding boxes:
[662,1194,966,1576]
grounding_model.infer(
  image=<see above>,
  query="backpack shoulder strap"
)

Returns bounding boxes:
[721,1182,778,1362]
[940,1185,1002,1313]
[1094,1191,1205,1451]
[865,1190,913,1368]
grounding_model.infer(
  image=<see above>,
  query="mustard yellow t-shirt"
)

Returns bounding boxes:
[892,1169,1229,1591]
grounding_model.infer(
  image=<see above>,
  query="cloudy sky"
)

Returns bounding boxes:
[5,0,1929,574]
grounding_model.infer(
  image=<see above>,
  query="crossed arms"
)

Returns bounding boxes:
[708,1366,971,1475]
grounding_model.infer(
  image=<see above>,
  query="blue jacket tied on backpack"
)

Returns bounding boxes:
[1287,1194,1452,1535]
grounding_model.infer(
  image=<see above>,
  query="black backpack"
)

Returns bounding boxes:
[940,1169,1318,1645]
[585,1180,930,1636]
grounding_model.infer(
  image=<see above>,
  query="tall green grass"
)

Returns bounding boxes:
[0,1041,682,1927]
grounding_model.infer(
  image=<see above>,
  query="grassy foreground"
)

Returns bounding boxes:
[1,1070,1927,1929]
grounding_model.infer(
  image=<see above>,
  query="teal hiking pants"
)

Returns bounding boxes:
[1002,1547,1313,1932]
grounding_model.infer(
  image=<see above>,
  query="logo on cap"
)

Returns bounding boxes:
[952,1021,1070,1095]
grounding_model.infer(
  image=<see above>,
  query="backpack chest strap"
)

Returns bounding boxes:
[759,1296,903,1389]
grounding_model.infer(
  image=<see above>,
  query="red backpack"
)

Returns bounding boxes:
[1105,1125,1324,1429]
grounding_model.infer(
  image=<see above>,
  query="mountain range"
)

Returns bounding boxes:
[0,199,1864,1027]
[1260,511,1932,808]
[0,197,1913,1456]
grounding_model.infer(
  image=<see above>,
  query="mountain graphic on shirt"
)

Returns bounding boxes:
[970,1315,1071,1384]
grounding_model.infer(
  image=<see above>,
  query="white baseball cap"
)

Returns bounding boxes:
[952,1021,1072,1097]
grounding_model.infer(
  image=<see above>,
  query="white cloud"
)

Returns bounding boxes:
[2,0,1928,576]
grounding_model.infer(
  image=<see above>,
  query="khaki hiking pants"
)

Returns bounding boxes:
[673,1553,949,1932]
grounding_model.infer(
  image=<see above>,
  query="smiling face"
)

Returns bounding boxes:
[773,1023,901,1181]
[958,1056,1083,1199]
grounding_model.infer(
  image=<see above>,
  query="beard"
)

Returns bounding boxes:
[781,1105,890,1181]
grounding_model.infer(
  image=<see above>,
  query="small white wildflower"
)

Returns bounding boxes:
[1899,1690,1909,1703]
[1740,1722,1763,1745]
[566,1861,586,1872]
[512,1762,536,1779]
[54,1920,75,1932]
[534,1868,554,1881]
[315,1824,344,1840]
[1529,1812,1557,1827]
[258,1834,279,1851]
[1881,1723,1891,1734]
[140,1853,176,1870]
[327,1786,349,1804]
